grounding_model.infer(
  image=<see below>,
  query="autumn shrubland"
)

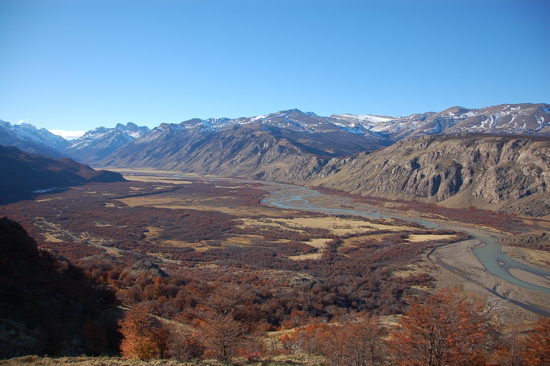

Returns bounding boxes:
[1,178,549,365]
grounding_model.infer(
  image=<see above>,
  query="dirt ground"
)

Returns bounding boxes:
[428,238,550,323]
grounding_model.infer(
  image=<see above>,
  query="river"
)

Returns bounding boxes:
[130,170,550,315]
[260,182,550,297]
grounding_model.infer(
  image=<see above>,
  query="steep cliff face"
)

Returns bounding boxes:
[311,135,550,216]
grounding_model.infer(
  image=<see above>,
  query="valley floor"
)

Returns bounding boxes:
[3,168,550,363]
[117,168,550,323]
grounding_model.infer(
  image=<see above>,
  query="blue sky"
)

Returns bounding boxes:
[1,0,549,138]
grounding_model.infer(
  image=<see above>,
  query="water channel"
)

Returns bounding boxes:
[158,172,550,315]
[260,183,550,296]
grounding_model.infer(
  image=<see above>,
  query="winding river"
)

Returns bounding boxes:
[145,171,550,315]
[260,183,550,297]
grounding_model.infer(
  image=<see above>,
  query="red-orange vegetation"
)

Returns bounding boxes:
[520,316,550,366]
[388,289,496,366]
[119,303,168,360]
[200,312,248,363]
[167,331,205,362]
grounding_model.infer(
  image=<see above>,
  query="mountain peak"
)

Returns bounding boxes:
[277,108,305,115]
[438,106,475,117]
[66,123,150,163]
[115,122,142,130]
[0,118,70,157]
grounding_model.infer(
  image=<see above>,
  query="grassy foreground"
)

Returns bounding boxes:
[0,355,325,366]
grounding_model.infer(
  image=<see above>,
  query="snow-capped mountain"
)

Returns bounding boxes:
[175,109,388,139]
[331,103,550,140]
[0,120,70,158]
[96,103,550,181]
[66,122,150,163]
[99,110,394,178]
[141,103,550,141]
[2,103,549,164]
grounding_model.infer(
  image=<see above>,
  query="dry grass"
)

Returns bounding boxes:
[79,232,110,246]
[407,234,457,243]
[288,252,324,261]
[390,264,431,278]
[118,194,285,218]
[0,354,328,366]
[521,218,550,229]
[143,226,162,241]
[156,234,266,252]
[238,217,418,236]
[340,234,386,249]
[503,246,550,267]
[42,232,64,243]
[303,238,331,249]
[521,247,550,267]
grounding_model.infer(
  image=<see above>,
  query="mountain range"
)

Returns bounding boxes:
[2,103,549,163]
[66,122,150,163]
[1,103,550,216]
[0,120,70,158]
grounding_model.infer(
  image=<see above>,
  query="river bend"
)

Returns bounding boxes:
[261,183,550,296]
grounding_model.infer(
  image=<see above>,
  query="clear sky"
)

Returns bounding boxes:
[1,0,549,138]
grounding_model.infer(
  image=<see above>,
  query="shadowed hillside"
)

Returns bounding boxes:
[0,217,120,358]
[0,145,126,204]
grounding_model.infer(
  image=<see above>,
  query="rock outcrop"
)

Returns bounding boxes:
[311,134,550,217]
[124,260,168,279]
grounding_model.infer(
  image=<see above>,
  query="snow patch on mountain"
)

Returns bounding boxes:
[250,115,268,122]
[67,122,150,152]
[0,119,69,152]
[338,114,395,124]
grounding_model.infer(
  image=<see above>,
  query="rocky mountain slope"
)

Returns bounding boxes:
[3,103,549,216]
[2,103,548,163]
[100,125,550,217]
[333,103,550,140]
[0,145,126,204]
[91,106,550,217]
[100,117,392,180]
[310,134,550,217]
[0,120,70,158]
[96,103,550,171]
[66,122,150,163]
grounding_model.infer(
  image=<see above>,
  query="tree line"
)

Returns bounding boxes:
[118,288,550,365]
